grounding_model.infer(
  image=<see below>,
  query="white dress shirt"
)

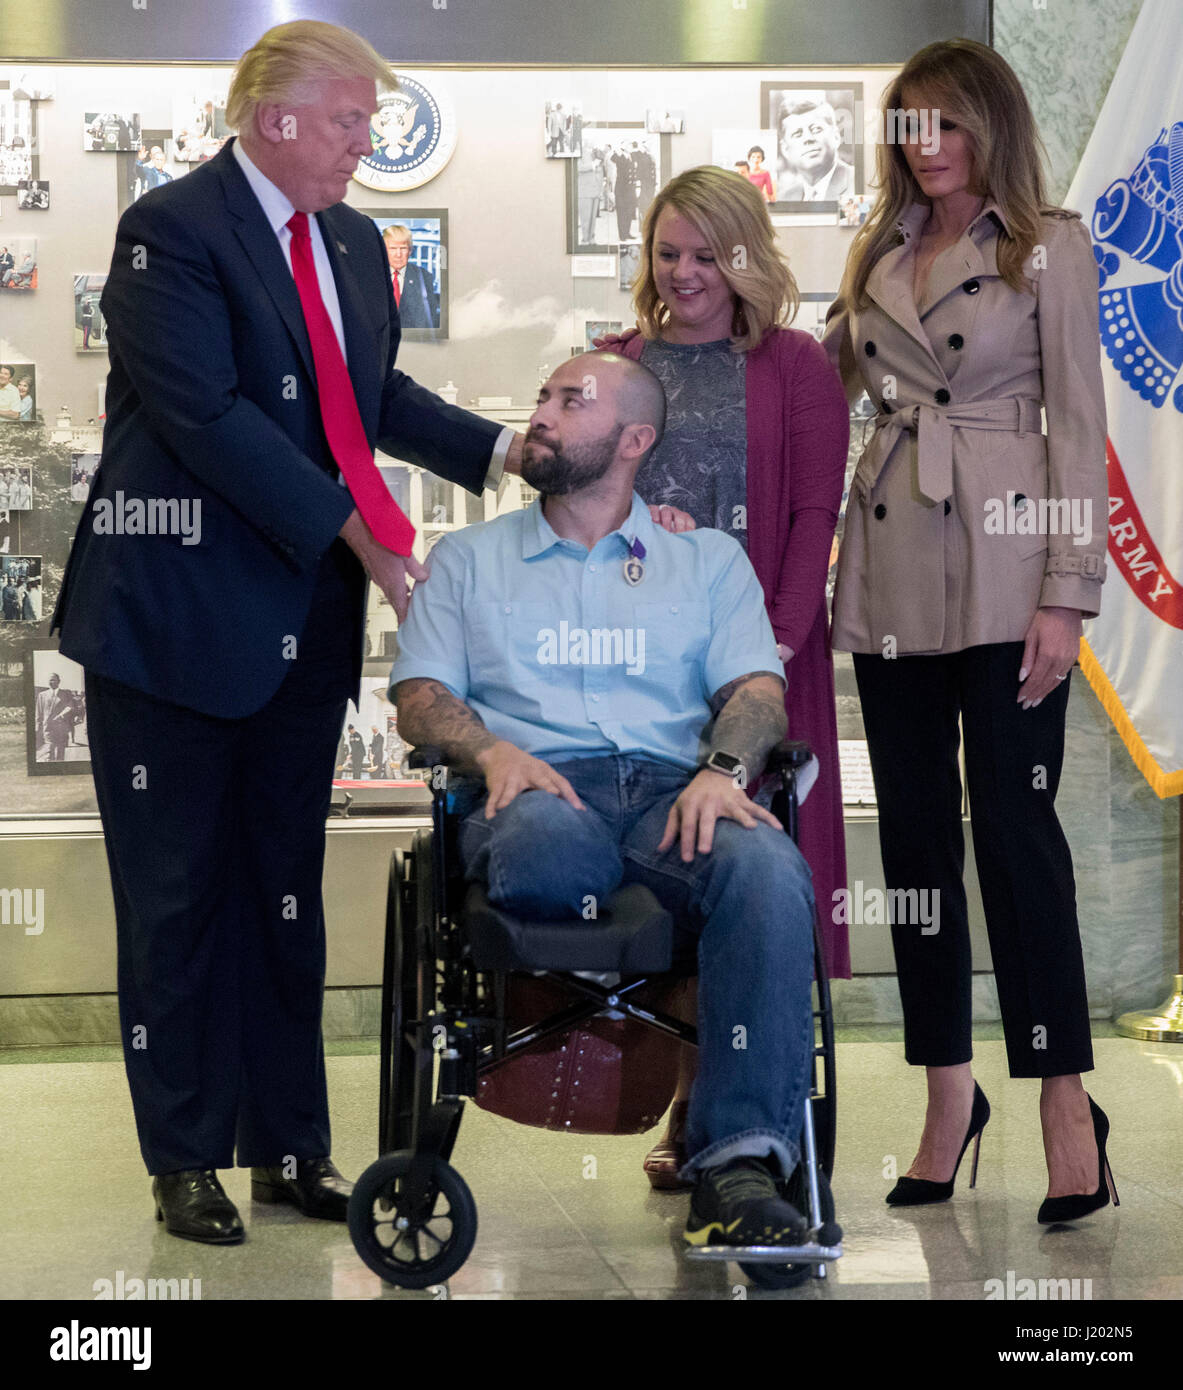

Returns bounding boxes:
[232,139,511,491]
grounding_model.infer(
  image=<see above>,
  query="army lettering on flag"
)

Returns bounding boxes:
[1068,0,1183,797]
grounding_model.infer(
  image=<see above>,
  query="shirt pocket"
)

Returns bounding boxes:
[467,600,554,692]
[631,599,712,694]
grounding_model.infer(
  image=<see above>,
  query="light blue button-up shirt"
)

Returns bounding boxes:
[388,491,782,772]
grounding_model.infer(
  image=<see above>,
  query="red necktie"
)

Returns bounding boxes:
[393,270,401,307]
[286,212,415,555]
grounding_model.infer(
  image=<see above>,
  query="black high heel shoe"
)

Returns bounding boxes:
[886,1081,990,1206]
[1036,1095,1119,1225]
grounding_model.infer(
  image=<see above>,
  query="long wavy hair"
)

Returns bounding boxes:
[633,165,799,353]
[840,39,1056,309]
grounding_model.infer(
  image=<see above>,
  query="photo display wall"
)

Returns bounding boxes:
[0,61,893,813]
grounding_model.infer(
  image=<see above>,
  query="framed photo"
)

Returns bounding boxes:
[712,129,778,205]
[618,242,642,292]
[2,554,42,624]
[71,453,101,503]
[840,194,873,227]
[0,91,34,193]
[360,208,448,340]
[0,464,33,511]
[7,70,55,102]
[171,93,229,166]
[25,644,90,776]
[0,362,36,424]
[0,238,37,293]
[646,109,685,134]
[74,274,108,352]
[761,83,863,214]
[581,318,623,353]
[117,130,175,213]
[544,100,582,158]
[566,125,672,253]
[83,111,142,152]
[16,178,48,210]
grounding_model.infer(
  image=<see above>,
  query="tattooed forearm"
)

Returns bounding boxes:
[708,672,787,779]
[394,677,499,775]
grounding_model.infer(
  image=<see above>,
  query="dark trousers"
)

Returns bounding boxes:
[852,642,1093,1079]
[86,543,357,1174]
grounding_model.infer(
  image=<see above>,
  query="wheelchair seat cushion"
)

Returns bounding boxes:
[464,881,674,974]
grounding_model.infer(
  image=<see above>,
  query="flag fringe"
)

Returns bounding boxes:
[1079,639,1183,800]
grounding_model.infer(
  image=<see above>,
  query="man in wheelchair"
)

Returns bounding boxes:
[389,352,816,1250]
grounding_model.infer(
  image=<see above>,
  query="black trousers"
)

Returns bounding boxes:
[852,642,1093,1079]
[86,543,357,1175]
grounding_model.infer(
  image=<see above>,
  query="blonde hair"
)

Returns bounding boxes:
[840,39,1055,310]
[633,166,799,353]
[226,20,394,132]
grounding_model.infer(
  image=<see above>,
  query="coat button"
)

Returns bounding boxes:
[874,503,887,520]
[1015,493,1027,506]
[948,333,964,350]
[944,499,951,515]
[963,279,981,295]
[935,387,951,405]
[864,341,877,357]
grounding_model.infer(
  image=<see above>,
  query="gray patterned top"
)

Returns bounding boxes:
[635,336,749,551]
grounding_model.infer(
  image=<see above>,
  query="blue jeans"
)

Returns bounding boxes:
[453,754,816,1181]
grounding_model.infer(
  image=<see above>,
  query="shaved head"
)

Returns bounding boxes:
[573,351,666,464]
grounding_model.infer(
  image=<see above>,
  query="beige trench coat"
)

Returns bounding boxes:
[822,201,1108,655]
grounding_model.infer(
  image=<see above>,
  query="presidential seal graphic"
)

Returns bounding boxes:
[1090,121,1183,413]
[353,76,457,192]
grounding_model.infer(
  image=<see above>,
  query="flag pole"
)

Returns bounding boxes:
[1115,809,1183,1042]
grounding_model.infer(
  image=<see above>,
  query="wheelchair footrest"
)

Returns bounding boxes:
[684,1238,843,1265]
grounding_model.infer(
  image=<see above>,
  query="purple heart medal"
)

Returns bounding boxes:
[623,536,646,586]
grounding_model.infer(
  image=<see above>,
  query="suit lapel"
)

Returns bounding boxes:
[318,205,380,436]
[865,239,941,367]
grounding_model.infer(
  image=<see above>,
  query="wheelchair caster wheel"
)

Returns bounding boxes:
[739,1168,837,1291]
[348,1151,477,1289]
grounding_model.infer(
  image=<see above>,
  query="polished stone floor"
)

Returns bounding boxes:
[2,1034,1180,1301]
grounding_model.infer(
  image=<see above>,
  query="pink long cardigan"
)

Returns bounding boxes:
[609,327,852,977]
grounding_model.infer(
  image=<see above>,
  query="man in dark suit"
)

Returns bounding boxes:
[52,19,523,1247]
[369,725,384,775]
[382,225,439,330]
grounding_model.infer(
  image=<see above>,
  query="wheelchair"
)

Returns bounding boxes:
[347,740,841,1291]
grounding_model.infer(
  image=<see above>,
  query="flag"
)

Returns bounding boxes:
[1068,0,1183,798]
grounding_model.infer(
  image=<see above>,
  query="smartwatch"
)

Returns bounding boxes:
[702,750,746,780]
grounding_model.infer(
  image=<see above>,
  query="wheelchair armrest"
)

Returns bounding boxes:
[406,745,447,771]
[765,739,812,774]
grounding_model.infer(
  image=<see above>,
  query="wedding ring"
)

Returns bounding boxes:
[1054,673,1068,681]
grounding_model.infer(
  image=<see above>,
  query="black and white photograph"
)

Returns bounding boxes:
[26,645,90,776]
[70,453,101,504]
[74,274,109,352]
[83,111,143,152]
[362,208,448,339]
[761,82,863,212]
[1,554,42,623]
[618,242,642,291]
[0,464,33,511]
[172,92,230,166]
[16,178,48,210]
[544,100,582,158]
[0,238,37,293]
[0,91,33,191]
[646,108,685,134]
[567,126,670,253]
[0,362,36,424]
[712,128,778,204]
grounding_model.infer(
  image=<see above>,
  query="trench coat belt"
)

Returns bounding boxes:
[861,396,1044,506]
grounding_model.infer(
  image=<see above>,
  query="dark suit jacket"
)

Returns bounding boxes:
[53,138,500,718]
[396,261,439,331]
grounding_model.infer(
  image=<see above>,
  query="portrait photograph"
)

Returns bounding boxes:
[761,83,863,213]
[0,92,33,192]
[16,178,48,210]
[544,100,582,159]
[26,645,90,776]
[361,208,448,339]
[74,274,109,352]
[0,362,36,424]
[70,453,101,503]
[172,93,230,167]
[0,238,37,293]
[83,111,143,152]
[567,125,671,253]
[2,554,42,623]
[0,464,33,511]
[118,131,176,212]
[646,109,685,134]
[712,129,779,204]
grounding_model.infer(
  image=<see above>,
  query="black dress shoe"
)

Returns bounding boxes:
[153,1169,244,1244]
[251,1156,354,1221]
[886,1082,991,1207]
[1037,1095,1119,1225]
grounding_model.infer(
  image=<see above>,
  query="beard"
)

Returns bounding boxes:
[520,424,623,496]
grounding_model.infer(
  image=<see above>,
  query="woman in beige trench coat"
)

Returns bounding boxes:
[823,39,1117,1223]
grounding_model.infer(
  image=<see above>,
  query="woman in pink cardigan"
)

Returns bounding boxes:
[598,165,850,1188]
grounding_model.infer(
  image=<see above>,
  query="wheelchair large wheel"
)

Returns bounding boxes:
[348,1151,478,1289]
[739,1167,837,1291]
